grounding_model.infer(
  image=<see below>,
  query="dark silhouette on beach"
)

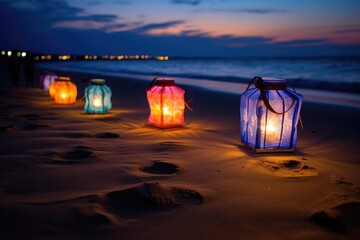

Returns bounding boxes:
[7,49,21,86]
[24,52,35,87]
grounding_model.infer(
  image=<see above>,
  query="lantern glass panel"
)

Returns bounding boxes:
[85,79,112,113]
[240,77,303,152]
[147,78,185,128]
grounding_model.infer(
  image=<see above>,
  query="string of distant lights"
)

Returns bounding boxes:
[1,50,169,61]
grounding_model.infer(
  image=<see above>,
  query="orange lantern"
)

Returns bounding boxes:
[147,78,185,128]
[49,76,77,104]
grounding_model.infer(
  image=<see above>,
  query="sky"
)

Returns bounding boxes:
[0,0,360,57]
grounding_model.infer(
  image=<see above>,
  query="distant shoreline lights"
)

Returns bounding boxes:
[1,50,169,62]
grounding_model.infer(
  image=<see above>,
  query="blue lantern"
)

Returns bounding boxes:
[85,79,112,114]
[240,76,303,152]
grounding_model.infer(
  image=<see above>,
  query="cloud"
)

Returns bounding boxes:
[53,20,135,32]
[180,29,210,37]
[73,14,119,22]
[113,0,131,4]
[277,38,328,46]
[0,0,124,33]
[198,8,287,14]
[105,23,133,32]
[220,36,274,47]
[241,8,287,14]
[53,19,186,34]
[53,21,108,30]
[0,0,119,22]
[171,0,201,6]
[335,28,360,34]
[50,12,121,30]
[133,20,185,33]
[1,0,82,16]
[87,1,101,6]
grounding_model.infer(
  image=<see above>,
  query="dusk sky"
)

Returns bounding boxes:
[1,0,360,56]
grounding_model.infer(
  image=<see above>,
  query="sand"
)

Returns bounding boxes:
[0,66,359,240]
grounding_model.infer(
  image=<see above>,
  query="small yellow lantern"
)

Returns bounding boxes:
[49,77,77,104]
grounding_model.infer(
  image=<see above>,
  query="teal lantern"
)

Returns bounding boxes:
[84,79,112,114]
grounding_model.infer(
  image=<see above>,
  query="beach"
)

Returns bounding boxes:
[0,66,360,240]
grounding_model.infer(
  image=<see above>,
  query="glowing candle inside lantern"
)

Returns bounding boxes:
[93,98,101,107]
[263,118,280,143]
[267,123,277,133]
[163,107,169,115]
[61,92,67,99]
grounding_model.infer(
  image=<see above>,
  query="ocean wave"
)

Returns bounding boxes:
[37,60,360,94]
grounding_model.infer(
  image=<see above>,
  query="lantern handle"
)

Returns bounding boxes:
[184,87,194,112]
[247,76,296,115]
[259,86,296,115]
[245,76,259,91]
[286,81,304,129]
[148,77,158,90]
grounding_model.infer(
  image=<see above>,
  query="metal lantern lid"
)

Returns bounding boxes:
[255,77,287,90]
[153,78,175,86]
[90,79,106,85]
[56,76,71,81]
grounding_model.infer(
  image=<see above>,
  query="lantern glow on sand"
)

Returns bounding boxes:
[240,76,303,152]
[85,79,112,114]
[49,77,77,104]
[147,78,185,128]
[40,72,58,91]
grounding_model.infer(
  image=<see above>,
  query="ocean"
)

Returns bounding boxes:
[38,57,360,94]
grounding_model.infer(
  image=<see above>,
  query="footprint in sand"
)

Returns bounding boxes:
[95,132,120,138]
[0,104,24,110]
[155,141,191,152]
[52,147,95,164]
[20,182,203,230]
[95,117,122,123]
[103,181,203,219]
[310,201,360,235]
[331,176,360,193]
[16,122,49,131]
[64,132,119,139]
[332,176,354,188]
[140,161,181,175]
[0,125,17,132]
[15,114,39,120]
[64,132,93,138]
[259,157,318,177]
[69,204,114,227]
[75,145,91,150]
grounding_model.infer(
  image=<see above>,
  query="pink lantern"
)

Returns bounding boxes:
[147,78,185,128]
